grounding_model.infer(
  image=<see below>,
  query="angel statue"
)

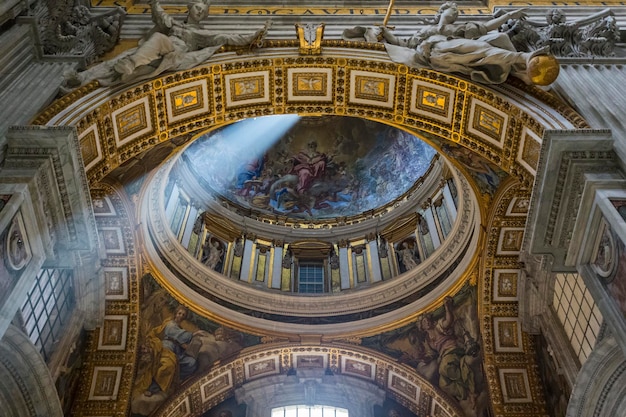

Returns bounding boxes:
[62,0,271,90]
[343,2,553,85]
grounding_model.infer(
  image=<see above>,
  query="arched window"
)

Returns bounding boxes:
[271,405,349,417]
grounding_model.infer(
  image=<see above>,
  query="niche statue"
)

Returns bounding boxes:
[63,0,271,90]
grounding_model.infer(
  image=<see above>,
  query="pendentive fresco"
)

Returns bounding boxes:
[131,274,261,416]
[362,285,485,417]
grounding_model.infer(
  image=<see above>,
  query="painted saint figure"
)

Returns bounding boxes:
[415,297,480,408]
[290,141,329,194]
[63,0,271,89]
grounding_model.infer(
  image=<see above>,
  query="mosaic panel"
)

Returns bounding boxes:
[244,355,280,380]
[100,227,126,255]
[79,124,102,171]
[409,80,455,124]
[200,370,233,403]
[498,368,532,403]
[92,196,116,216]
[224,71,270,108]
[341,356,375,380]
[287,67,333,102]
[517,128,542,175]
[165,79,210,124]
[430,400,453,417]
[497,227,524,255]
[387,371,420,401]
[466,98,508,148]
[112,96,153,147]
[505,197,530,217]
[97,315,128,351]
[348,70,395,108]
[88,366,123,400]
[493,269,519,302]
[167,397,191,417]
[494,317,523,352]
[104,266,129,300]
[293,353,326,369]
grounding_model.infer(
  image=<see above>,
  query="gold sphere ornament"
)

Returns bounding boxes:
[527,55,560,86]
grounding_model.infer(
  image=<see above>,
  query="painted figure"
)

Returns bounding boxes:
[148,306,201,395]
[415,297,480,407]
[63,0,270,89]
[289,141,329,194]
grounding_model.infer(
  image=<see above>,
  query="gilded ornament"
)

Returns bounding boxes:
[527,55,560,86]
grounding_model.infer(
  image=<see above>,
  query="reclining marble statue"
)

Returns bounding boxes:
[343,2,556,85]
[63,0,271,90]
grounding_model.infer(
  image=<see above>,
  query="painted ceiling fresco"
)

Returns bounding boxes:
[183,115,437,220]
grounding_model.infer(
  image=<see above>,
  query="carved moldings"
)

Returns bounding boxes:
[202,212,242,242]
[524,130,617,269]
[289,240,333,258]
[379,212,418,243]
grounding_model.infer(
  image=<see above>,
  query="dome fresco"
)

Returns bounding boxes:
[183,115,437,220]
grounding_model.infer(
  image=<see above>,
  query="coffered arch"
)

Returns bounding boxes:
[153,343,464,417]
[35,45,586,193]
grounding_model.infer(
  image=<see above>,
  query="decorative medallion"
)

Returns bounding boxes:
[409,80,456,124]
[287,67,333,102]
[112,96,153,147]
[466,98,508,148]
[348,70,396,108]
[165,79,210,124]
[79,124,102,171]
[224,71,270,108]
[493,269,519,302]
[498,368,532,403]
[517,128,542,175]
[88,366,123,401]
